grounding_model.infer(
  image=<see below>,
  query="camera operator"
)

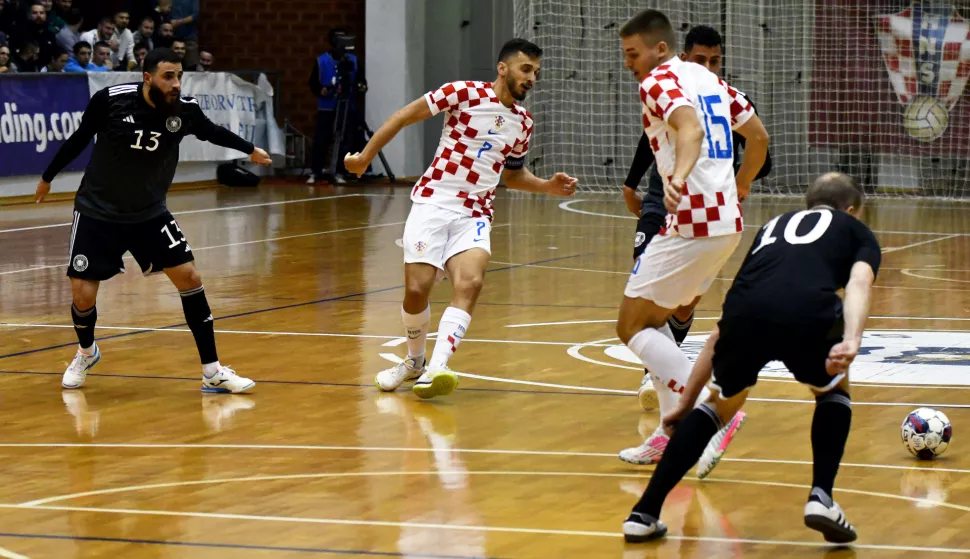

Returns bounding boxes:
[307,27,365,185]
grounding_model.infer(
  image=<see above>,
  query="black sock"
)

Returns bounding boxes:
[180,286,218,365]
[667,312,694,346]
[633,404,722,518]
[810,388,852,498]
[71,304,97,350]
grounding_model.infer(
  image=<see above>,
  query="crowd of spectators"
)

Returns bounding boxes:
[0,0,210,74]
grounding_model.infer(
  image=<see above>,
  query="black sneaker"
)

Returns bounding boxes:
[622,511,668,543]
[804,488,857,544]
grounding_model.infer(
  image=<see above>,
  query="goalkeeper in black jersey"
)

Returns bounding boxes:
[36,48,272,394]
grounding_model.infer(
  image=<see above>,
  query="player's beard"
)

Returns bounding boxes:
[148,83,182,117]
[506,75,529,101]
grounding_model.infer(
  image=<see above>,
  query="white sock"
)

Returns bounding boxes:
[650,374,681,419]
[627,328,692,397]
[79,343,95,356]
[429,307,471,369]
[693,386,713,409]
[402,305,431,365]
[203,361,221,376]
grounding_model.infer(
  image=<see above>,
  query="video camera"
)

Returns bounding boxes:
[330,33,367,97]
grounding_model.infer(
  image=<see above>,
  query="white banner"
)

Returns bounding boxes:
[87,72,285,162]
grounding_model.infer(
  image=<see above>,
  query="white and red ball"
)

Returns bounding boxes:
[901,407,952,459]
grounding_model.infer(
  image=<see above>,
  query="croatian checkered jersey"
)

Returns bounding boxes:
[413,81,533,220]
[639,56,755,238]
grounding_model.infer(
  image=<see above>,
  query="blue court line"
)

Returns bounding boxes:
[0,254,584,362]
[0,532,505,558]
[0,369,627,398]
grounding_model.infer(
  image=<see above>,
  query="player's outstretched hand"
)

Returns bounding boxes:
[546,172,578,196]
[344,152,370,178]
[34,180,51,203]
[249,147,272,166]
[665,178,685,213]
[825,339,860,376]
[662,401,693,436]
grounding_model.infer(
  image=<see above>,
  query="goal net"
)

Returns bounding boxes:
[512,0,970,198]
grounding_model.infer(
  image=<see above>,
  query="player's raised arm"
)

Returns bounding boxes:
[35,90,109,203]
[344,95,434,177]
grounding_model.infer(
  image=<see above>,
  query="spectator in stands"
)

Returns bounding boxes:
[195,49,211,71]
[89,39,110,71]
[0,0,15,42]
[13,41,42,72]
[152,0,173,33]
[308,28,359,184]
[64,39,91,71]
[111,9,135,69]
[133,40,148,70]
[171,38,185,60]
[53,0,70,20]
[156,21,174,49]
[171,0,197,67]
[79,16,115,67]
[13,2,57,67]
[41,0,65,33]
[0,44,16,73]
[132,16,153,51]
[41,44,67,71]
[55,8,81,51]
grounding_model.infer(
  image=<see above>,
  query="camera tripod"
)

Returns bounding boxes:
[328,97,395,182]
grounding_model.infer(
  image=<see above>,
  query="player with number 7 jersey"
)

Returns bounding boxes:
[34,48,272,395]
[344,39,578,400]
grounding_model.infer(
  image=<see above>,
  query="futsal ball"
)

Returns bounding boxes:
[902,96,949,142]
[901,407,952,459]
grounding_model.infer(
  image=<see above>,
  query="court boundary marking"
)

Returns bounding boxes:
[0,545,27,559]
[0,193,386,234]
[3,470,969,554]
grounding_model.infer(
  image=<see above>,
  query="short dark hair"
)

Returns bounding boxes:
[134,41,149,52]
[64,8,83,25]
[50,45,67,59]
[619,9,676,48]
[93,40,110,51]
[328,26,349,46]
[30,1,44,8]
[143,47,181,74]
[805,172,864,211]
[684,25,723,52]
[73,40,90,55]
[141,16,154,25]
[114,10,128,17]
[98,16,113,26]
[497,38,542,63]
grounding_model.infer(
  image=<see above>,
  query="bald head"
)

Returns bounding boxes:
[806,172,864,215]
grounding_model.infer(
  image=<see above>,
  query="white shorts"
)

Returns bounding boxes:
[402,202,491,269]
[624,232,742,309]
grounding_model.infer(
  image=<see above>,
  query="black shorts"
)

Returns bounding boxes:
[633,211,665,260]
[710,316,845,398]
[67,210,195,281]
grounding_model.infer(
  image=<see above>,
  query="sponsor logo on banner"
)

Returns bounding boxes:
[876,2,970,141]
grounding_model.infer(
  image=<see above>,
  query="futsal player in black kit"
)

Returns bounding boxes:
[622,172,879,544]
[35,48,272,394]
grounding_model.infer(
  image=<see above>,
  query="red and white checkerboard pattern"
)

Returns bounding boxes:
[639,56,753,238]
[413,81,533,220]
[876,7,970,108]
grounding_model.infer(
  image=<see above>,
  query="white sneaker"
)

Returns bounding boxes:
[375,357,425,392]
[696,411,747,479]
[412,365,459,400]
[622,511,668,543]
[619,427,669,465]
[201,366,255,394]
[306,174,316,184]
[804,489,857,543]
[637,372,657,410]
[62,344,101,389]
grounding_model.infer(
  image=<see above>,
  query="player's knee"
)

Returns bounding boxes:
[454,274,484,299]
[615,321,637,345]
[71,281,97,309]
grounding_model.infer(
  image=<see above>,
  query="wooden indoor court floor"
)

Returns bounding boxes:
[2,183,970,558]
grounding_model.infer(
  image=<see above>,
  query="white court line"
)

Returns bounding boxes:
[508,316,970,328]
[0,221,405,276]
[0,193,381,234]
[882,234,962,254]
[2,443,968,475]
[902,268,970,285]
[0,323,614,348]
[558,199,970,236]
[0,546,28,559]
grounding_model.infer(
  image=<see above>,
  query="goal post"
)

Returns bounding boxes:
[512,0,970,198]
